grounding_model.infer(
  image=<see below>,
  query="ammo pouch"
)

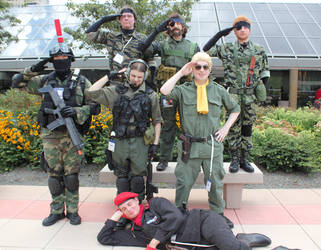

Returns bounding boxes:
[255,83,267,102]
[156,64,177,82]
[144,125,155,145]
[105,148,115,171]
[229,87,255,95]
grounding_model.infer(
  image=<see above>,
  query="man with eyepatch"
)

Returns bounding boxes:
[97,192,272,250]
[11,43,100,226]
[86,5,155,84]
[139,13,200,172]
[203,16,270,174]
[160,52,240,229]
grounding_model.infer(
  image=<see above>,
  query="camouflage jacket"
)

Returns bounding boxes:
[88,29,154,71]
[166,79,240,159]
[21,67,92,138]
[209,40,270,104]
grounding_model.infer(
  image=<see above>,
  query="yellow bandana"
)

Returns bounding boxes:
[195,79,209,115]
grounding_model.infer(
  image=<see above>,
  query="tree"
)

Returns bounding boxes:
[65,0,198,52]
[0,0,21,52]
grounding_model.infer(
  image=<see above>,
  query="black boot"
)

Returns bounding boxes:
[236,233,271,247]
[229,150,239,173]
[240,150,254,173]
[66,212,81,225]
[156,160,168,171]
[219,213,234,229]
[115,217,131,230]
[42,213,65,226]
[271,246,301,250]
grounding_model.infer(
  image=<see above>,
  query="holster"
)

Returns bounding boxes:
[178,134,192,163]
[105,149,115,171]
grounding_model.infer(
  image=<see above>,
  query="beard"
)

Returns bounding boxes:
[168,28,183,38]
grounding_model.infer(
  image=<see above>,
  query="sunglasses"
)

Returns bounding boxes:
[195,64,209,70]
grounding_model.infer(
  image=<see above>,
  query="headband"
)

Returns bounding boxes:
[234,21,251,30]
[171,17,185,25]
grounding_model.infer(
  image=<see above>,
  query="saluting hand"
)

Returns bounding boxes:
[179,61,197,77]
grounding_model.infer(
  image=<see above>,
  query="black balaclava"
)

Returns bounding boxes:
[53,57,72,81]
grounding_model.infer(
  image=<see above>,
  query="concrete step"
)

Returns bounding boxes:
[99,162,263,185]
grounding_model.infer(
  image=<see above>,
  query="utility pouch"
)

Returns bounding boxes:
[144,125,155,145]
[255,82,267,102]
[179,134,192,163]
[156,64,177,82]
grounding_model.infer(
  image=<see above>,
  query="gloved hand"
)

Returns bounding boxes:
[148,144,159,159]
[61,106,76,118]
[31,58,50,72]
[109,71,124,80]
[221,26,234,36]
[155,18,172,33]
[86,14,122,33]
[203,27,234,52]
[146,245,156,250]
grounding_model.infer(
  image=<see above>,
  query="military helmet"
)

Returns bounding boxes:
[49,43,75,62]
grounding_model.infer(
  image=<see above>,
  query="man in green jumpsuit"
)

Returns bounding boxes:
[204,16,270,173]
[85,59,162,202]
[160,52,240,228]
[12,43,98,226]
[139,13,200,171]
[86,6,154,82]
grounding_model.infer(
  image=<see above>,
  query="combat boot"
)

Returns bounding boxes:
[156,160,168,171]
[66,212,81,225]
[42,213,65,226]
[240,150,254,173]
[229,150,239,173]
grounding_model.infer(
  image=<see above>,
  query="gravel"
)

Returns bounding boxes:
[0,164,321,189]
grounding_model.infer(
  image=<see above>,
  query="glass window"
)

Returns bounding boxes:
[18,26,41,39]
[1,40,28,57]
[309,11,321,23]
[287,3,305,11]
[298,70,321,107]
[255,11,275,22]
[21,39,50,57]
[251,37,271,54]
[280,23,304,37]
[199,22,219,36]
[215,3,233,10]
[37,26,56,39]
[251,3,269,11]
[304,4,321,12]
[291,11,314,22]
[269,3,287,10]
[217,10,236,22]
[27,13,48,26]
[272,11,295,23]
[260,23,283,37]
[300,23,321,38]
[250,22,263,36]
[267,37,293,55]
[308,38,321,55]
[233,3,251,10]
[198,10,217,22]
[15,13,33,25]
[234,10,255,21]
[288,38,316,55]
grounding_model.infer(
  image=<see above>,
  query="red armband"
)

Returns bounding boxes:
[146,245,156,250]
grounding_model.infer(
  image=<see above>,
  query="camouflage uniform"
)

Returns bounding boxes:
[21,67,92,215]
[166,79,240,213]
[154,37,199,162]
[85,80,162,200]
[209,41,269,154]
[87,30,154,72]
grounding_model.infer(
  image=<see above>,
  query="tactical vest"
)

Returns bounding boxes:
[38,71,90,135]
[112,84,152,139]
[162,39,197,69]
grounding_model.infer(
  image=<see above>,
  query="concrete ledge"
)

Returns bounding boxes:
[99,162,263,209]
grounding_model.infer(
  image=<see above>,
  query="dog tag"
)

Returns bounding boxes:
[206,180,212,192]
[113,52,124,64]
[108,139,115,152]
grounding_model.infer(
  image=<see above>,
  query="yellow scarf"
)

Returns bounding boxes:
[195,79,209,115]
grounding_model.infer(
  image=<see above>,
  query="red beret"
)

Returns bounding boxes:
[114,192,138,206]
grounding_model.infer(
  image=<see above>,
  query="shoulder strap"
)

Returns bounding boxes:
[41,71,56,86]
[189,42,197,59]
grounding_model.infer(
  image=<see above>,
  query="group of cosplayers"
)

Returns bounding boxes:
[11,4,299,250]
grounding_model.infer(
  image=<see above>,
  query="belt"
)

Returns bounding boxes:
[180,134,213,143]
[229,87,254,95]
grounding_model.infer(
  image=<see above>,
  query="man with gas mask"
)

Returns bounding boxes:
[11,43,100,226]
[86,59,162,204]
[138,13,200,171]
[203,16,270,174]
[85,5,155,84]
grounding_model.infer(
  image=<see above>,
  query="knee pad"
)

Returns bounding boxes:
[64,173,79,192]
[241,125,252,137]
[48,176,64,196]
[116,177,130,194]
[130,176,145,194]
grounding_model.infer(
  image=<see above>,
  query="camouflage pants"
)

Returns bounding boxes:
[159,95,179,161]
[227,102,258,152]
[43,135,83,214]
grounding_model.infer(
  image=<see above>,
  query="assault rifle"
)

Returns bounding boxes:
[146,156,158,201]
[38,84,84,155]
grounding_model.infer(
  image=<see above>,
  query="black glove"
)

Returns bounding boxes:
[109,71,124,80]
[89,103,101,115]
[203,27,234,52]
[138,18,172,53]
[61,106,76,118]
[86,14,122,33]
[31,58,50,72]
[11,73,24,88]
[148,144,159,159]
